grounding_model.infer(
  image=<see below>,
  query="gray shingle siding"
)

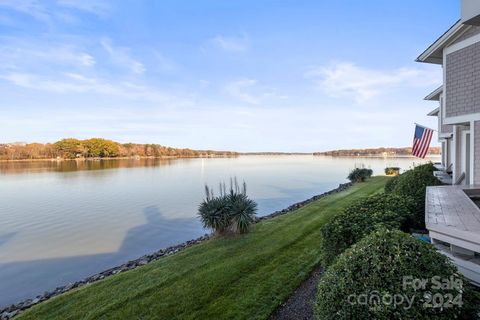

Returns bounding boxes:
[445,42,480,118]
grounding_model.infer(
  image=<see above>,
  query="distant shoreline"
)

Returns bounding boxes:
[314,146,441,157]
[0,153,441,163]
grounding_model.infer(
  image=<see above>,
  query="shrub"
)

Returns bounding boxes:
[347,168,373,182]
[320,194,415,266]
[384,175,400,193]
[385,166,400,176]
[391,164,442,229]
[316,229,479,320]
[414,162,437,173]
[198,179,257,235]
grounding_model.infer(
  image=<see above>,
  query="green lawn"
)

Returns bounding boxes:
[18,176,389,320]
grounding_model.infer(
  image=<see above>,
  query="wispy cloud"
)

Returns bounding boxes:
[305,62,441,103]
[101,38,145,75]
[209,34,250,53]
[0,0,51,22]
[0,0,109,25]
[225,79,260,104]
[56,0,110,16]
[0,41,95,70]
[154,52,176,72]
[225,78,287,105]
[0,71,189,106]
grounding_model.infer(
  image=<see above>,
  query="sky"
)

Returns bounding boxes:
[0,0,459,152]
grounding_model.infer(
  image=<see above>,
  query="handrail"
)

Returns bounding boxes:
[454,172,466,185]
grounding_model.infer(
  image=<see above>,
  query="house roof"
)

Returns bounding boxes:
[427,107,440,116]
[424,86,443,101]
[416,20,468,64]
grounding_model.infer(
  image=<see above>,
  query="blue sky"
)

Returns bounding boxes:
[0,0,458,152]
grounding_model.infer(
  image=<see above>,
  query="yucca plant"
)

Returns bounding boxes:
[198,178,257,235]
[228,191,257,234]
[198,195,231,235]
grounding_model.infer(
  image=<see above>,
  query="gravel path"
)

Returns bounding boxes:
[270,266,323,320]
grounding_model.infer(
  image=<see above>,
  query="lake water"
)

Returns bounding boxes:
[0,155,435,306]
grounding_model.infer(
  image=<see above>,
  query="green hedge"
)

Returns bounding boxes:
[316,229,479,320]
[384,175,400,193]
[319,193,415,266]
[387,163,441,229]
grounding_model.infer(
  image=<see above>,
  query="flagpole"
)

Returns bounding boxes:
[414,123,437,132]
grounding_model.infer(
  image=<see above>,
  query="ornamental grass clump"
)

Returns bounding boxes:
[319,193,415,266]
[198,178,257,235]
[347,168,373,183]
[315,229,480,320]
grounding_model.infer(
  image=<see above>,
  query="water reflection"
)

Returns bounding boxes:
[0,158,188,175]
[0,206,203,306]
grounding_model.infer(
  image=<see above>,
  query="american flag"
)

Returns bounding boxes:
[412,124,434,158]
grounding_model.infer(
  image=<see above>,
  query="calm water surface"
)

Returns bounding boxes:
[0,155,435,306]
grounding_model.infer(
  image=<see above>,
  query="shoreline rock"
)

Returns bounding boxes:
[0,182,352,319]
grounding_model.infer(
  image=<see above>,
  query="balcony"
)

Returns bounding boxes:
[426,185,480,285]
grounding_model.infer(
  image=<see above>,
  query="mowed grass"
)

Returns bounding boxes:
[18,177,389,320]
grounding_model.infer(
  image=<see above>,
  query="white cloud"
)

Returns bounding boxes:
[101,38,146,75]
[0,0,109,24]
[225,79,287,105]
[0,0,51,22]
[0,42,95,69]
[225,79,260,104]
[0,71,189,106]
[210,34,250,53]
[305,62,441,103]
[56,0,110,16]
[154,52,175,71]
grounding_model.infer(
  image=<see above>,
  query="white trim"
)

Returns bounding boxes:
[427,107,440,116]
[424,86,443,101]
[442,50,446,121]
[453,125,457,182]
[439,132,453,138]
[471,121,475,184]
[445,32,480,55]
[444,113,480,125]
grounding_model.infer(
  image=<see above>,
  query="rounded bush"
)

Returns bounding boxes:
[348,168,373,183]
[391,165,442,229]
[316,229,479,320]
[320,194,415,266]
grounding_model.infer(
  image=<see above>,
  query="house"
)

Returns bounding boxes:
[418,0,480,285]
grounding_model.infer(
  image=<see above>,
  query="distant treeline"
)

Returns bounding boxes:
[0,138,237,160]
[314,147,442,157]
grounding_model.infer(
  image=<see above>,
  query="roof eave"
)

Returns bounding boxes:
[416,20,465,64]
[424,86,444,101]
[427,107,440,116]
